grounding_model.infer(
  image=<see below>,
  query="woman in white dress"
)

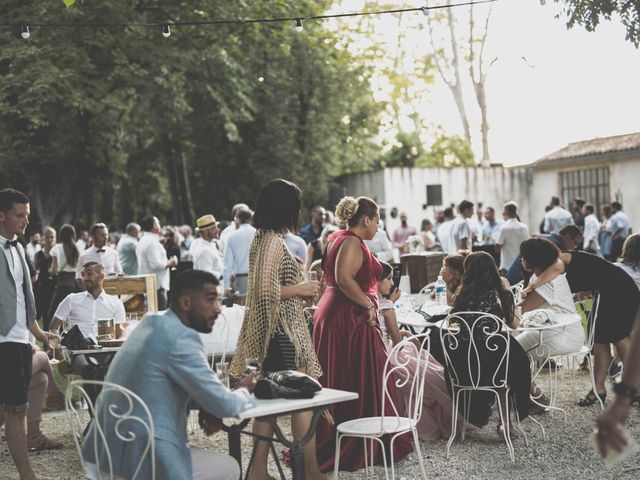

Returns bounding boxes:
[516,238,584,359]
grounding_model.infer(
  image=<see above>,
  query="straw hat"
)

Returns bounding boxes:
[196,214,218,230]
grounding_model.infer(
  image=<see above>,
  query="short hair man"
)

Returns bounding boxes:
[50,262,125,401]
[82,270,257,479]
[25,232,41,263]
[76,223,122,283]
[482,206,503,245]
[136,215,178,310]
[448,200,474,252]
[496,201,529,274]
[392,212,417,254]
[543,196,573,234]
[0,188,58,479]
[191,215,223,280]
[610,201,631,259]
[116,222,141,276]
[223,208,256,296]
[299,205,326,244]
[582,203,601,254]
[218,203,249,256]
[436,207,455,254]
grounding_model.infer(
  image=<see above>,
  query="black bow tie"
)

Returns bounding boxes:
[96,248,106,253]
[5,239,18,248]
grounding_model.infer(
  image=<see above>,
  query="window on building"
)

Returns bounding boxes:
[560,167,610,215]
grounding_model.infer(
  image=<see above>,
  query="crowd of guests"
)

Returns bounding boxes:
[2,183,640,480]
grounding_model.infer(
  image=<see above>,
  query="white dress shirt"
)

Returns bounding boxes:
[26,242,41,262]
[448,216,472,253]
[191,237,223,279]
[365,229,394,262]
[0,234,29,344]
[543,206,573,234]
[496,218,530,270]
[54,290,125,339]
[51,243,78,272]
[136,232,171,290]
[611,211,631,238]
[76,245,122,278]
[437,220,454,254]
[218,224,237,257]
[223,224,256,291]
[583,213,601,251]
[283,232,307,262]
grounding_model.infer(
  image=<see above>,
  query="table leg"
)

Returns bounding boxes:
[263,407,325,480]
[222,419,250,467]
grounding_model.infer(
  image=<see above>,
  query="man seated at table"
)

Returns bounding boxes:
[49,261,125,398]
[82,269,257,479]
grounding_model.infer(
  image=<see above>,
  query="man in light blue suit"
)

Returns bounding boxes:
[82,269,257,479]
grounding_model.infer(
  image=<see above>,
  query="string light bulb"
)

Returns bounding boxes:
[295,18,303,32]
[20,25,30,39]
[162,24,171,38]
[421,6,429,16]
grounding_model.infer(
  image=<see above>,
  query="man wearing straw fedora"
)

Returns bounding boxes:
[191,214,223,281]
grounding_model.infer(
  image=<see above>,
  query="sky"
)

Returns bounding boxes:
[333,0,640,166]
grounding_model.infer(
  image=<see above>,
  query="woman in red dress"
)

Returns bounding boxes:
[314,196,412,472]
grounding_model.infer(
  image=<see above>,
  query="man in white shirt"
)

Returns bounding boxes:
[117,222,140,276]
[76,223,122,285]
[365,221,394,262]
[543,196,573,234]
[482,207,503,245]
[191,214,223,280]
[437,207,455,254]
[50,262,125,403]
[610,201,631,259]
[218,203,249,257]
[25,232,41,263]
[223,209,256,296]
[582,203,601,255]
[0,188,57,480]
[137,215,178,310]
[283,232,307,263]
[496,201,530,273]
[449,200,474,253]
[76,230,89,252]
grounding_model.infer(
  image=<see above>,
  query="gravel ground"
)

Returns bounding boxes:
[1,368,639,480]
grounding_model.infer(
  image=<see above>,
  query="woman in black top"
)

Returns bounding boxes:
[524,250,640,406]
[34,227,57,330]
[447,252,531,433]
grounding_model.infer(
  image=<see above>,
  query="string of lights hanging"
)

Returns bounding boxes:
[5,0,498,39]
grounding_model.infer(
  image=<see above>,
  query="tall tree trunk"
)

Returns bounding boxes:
[163,133,182,224]
[177,151,195,226]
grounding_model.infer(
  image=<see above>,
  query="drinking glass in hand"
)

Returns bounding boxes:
[48,334,61,364]
[216,362,230,388]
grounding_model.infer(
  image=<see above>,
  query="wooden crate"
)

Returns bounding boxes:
[400,252,446,293]
[103,274,158,313]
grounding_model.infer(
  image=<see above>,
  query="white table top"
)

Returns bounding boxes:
[513,313,582,332]
[66,346,122,355]
[237,388,358,420]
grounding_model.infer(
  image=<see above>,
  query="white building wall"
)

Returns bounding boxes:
[610,156,640,231]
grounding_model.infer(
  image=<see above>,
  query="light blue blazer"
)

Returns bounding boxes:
[82,309,254,479]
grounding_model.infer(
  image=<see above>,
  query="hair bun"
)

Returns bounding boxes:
[335,196,359,223]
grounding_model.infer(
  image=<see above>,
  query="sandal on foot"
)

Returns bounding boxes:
[578,389,606,407]
[28,433,63,451]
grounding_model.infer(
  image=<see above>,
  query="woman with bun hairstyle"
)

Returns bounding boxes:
[314,196,412,472]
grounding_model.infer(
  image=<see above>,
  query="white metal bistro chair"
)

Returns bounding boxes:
[333,333,431,480]
[65,380,155,480]
[440,312,523,463]
[562,291,603,410]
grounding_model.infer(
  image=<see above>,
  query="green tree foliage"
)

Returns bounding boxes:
[0,1,380,229]
[557,0,640,47]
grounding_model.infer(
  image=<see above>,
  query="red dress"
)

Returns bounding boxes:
[313,230,412,472]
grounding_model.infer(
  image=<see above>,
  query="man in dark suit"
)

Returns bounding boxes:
[0,188,58,480]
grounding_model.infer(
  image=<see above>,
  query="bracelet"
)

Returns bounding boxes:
[613,381,638,399]
[363,301,375,311]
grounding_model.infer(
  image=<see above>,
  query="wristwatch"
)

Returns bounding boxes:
[613,381,638,399]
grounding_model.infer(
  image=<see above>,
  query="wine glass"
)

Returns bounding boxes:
[48,333,61,365]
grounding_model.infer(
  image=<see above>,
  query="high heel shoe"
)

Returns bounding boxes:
[578,389,606,407]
